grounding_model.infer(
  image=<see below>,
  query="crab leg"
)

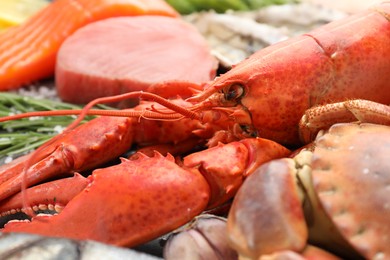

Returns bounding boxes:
[299,99,390,143]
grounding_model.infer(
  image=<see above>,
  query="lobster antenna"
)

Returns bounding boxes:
[0,91,201,122]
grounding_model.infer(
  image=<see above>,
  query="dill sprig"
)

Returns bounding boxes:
[0,92,111,160]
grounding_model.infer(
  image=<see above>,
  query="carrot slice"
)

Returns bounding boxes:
[0,0,178,91]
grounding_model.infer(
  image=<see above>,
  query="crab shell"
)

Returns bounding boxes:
[227,123,390,259]
[307,123,390,258]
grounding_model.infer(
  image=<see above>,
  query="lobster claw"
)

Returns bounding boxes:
[2,153,211,247]
[0,137,290,247]
[0,116,134,200]
[0,173,89,220]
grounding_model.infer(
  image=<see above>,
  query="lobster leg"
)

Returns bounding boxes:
[1,138,290,247]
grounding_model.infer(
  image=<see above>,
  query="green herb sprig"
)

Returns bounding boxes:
[0,92,111,160]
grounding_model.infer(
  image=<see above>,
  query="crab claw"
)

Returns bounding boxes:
[227,158,308,259]
[2,153,210,247]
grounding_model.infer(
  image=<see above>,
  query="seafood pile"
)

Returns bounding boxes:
[0,0,389,259]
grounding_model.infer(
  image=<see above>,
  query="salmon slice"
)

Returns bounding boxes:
[0,0,178,91]
[56,16,217,104]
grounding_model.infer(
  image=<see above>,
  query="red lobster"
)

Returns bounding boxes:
[0,2,389,248]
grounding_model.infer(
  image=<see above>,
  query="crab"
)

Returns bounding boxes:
[226,105,390,259]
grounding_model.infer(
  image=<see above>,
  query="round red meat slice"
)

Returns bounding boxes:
[56,15,217,104]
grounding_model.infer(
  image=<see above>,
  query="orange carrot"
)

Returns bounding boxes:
[0,0,178,91]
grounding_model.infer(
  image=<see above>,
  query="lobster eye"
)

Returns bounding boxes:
[240,124,258,138]
[224,84,245,101]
